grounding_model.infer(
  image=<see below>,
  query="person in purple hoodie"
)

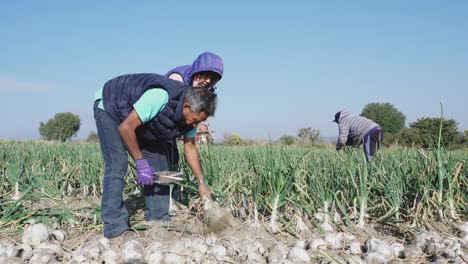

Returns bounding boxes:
[162,52,223,215]
[166,51,224,93]
[163,51,224,173]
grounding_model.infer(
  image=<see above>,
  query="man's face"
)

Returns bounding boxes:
[182,104,208,128]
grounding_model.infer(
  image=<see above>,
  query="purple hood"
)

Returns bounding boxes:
[165,51,224,85]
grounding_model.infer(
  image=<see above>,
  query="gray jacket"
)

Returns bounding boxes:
[335,109,379,150]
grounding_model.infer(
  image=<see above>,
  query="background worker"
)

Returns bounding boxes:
[333,109,383,161]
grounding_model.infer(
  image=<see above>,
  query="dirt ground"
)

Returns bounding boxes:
[1,196,467,263]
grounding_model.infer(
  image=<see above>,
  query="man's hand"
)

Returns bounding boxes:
[198,182,212,200]
[135,159,154,185]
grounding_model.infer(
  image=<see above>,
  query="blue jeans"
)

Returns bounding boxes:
[94,101,171,238]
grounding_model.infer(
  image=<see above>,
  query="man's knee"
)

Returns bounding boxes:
[108,157,128,175]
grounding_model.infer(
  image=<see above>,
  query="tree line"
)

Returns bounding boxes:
[39,103,468,148]
[279,102,467,149]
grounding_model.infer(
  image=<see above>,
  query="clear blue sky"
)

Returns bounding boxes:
[1,1,467,141]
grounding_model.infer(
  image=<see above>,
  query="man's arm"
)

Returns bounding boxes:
[183,137,211,198]
[119,110,144,160]
[336,124,349,151]
[168,73,184,82]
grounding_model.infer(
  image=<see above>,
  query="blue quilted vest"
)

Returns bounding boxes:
[102,73,192,140]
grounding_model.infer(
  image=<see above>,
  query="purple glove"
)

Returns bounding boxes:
[135,159,154,185]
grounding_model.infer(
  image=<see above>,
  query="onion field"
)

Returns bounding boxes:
[0,140,467,263]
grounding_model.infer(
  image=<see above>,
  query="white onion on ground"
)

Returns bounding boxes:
[441,239,461,259]
[190,238,208,254]
[245,259,265,264]
[294,240,307,250]
[455,254,468,264]
[51,222,60,230]
[145,241,163,254]
[287,246,310,263]
[252,240,266,255]
[431,256,449,264]
[0,240,18,258]
[458,222,468,242]
[314,202,335,232]
[164,253,186,264]
[460,239,468,251]
[203,256,220,264]
[81,241,102,260]
[205,233,217,246]
[404,245,424,260]
[208,244,227,261]
[267,243,288,263]
[459,222,468,233]
[71,250,87,262]
[247,252,264,262]
[120,238,144,263]
[324,232,344,249]
[49,230,65,243]
[167,240,191,256]
[365,252,387,264]
[190,251,205,263]
[424,239,442,255]
[0,257,24,264]
[308,237,327,250]
[22,223,50,247]
[102,249,118,264]
[390,242,405,258]
[414,230,442,250]
[29,251,56,264]
[325,232,355,250]
[294,215,311,235]
[97,237,110,249]
[17,243,33,261]
[365,237,392,258]
[349,241,363,255]
[145,251,163,264]
[36,241,63,257]
[347,255,366,264]
[224,239,248,262]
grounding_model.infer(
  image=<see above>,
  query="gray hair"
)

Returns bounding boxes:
[184,87,217,117]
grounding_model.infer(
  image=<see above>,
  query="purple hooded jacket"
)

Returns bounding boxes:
[165,52,224,86]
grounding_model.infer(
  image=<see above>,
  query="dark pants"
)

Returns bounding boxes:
[363,126,383,162]
[94,101,173,238]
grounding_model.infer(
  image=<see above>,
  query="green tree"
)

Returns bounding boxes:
[464,130,468,145]
[409,117,459,148]
[279,135,295,146]
[297,127,320,144]
[39,112,81,142]
[395,128,422,147]
[86,131,99,143]
[229,134,244,145]
[361,102,406,134]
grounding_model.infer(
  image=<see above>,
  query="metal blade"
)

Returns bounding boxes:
[153,171,184,184]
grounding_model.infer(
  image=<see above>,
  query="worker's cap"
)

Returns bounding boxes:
[332,111,341,123]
